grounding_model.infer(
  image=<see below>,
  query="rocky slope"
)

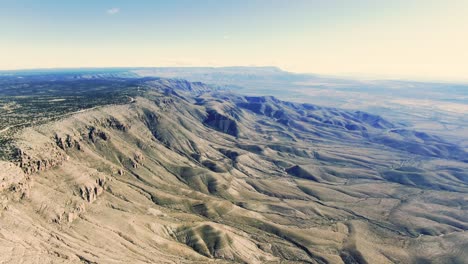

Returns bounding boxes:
[0,79,467,263]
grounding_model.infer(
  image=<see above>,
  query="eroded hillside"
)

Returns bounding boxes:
[0,78,467,263]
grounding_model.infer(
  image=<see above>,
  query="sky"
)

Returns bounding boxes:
[1,0,467,81]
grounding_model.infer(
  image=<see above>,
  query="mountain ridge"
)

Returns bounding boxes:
[0,76,467,263]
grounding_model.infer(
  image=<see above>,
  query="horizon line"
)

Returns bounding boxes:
[1,66,468,84]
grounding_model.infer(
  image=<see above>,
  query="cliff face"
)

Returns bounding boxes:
[0,161,25,192]
[0,161,28,207]
[204,109,240,137]
[0,85,467,264]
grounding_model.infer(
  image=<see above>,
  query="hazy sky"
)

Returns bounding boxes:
[1,0,467,81]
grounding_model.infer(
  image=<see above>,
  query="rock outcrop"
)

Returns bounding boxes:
[16,144,69,175]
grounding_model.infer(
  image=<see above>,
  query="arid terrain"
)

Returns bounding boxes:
[0,71,467,263]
